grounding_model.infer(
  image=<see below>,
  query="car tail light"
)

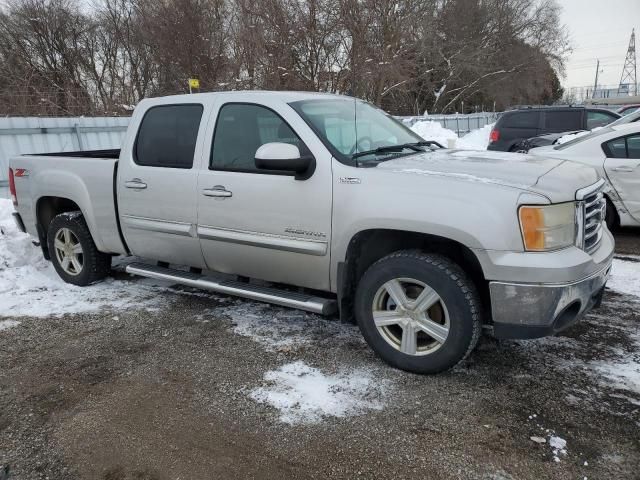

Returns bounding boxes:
[8,167,17,207]
[489,128,500,143]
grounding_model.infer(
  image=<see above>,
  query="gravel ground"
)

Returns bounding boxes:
[1,233,639,480]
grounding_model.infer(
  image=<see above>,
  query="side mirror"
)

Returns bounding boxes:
[254,142,315,180]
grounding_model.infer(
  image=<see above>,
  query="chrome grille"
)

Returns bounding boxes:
[578,182,606,254]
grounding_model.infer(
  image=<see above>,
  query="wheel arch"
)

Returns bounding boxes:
[337,228,489,324]
[36,196,85,259]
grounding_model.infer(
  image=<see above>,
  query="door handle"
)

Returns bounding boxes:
[124,178,147,189]
[612,166,634,172]
[202,185,232,198]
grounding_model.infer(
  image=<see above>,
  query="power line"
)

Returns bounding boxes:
[618,29,637,95]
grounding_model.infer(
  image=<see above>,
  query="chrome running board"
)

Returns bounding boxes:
[125,262,337,315]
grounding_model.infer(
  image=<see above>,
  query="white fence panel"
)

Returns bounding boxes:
[0,117,129,184]
[397,112,499,136]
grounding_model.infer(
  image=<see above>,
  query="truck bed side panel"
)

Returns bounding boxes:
[10,155,126,255]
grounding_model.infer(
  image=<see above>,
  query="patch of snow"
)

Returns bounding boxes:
[0,198,167,318]
[223,302,360,351]
[607,258,640,298]
[555,130,591,145]
[594,358,640,395]
[0,319,20,331]
[249,361,386,424]
[555,127,604,145]
[549,435,567,461]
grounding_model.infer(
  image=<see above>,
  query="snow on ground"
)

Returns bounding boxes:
[0,319,20,331]
[223,302,360,351]
[607,257,640,298]
[549,435,568,462]
[0,198,166,320]
[249,360,387,425]
[410,120,494,150]
[594,356,640,396]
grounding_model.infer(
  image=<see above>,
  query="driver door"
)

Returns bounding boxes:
[195,99,333,291]
[603,133,640,222]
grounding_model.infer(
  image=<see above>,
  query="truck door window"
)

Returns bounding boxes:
[134,104,203,168]
[211,103,304,173]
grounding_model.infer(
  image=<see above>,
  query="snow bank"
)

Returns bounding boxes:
[410,121,494,150]
[458,123,494,150]
[249,361,386,424]
[410,120,458,147]
[0,198,165,319]
[607,258,640,298]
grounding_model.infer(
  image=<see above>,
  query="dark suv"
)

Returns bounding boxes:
[487,106,620,152]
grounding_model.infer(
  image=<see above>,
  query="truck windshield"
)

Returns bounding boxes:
[289,98,425,165]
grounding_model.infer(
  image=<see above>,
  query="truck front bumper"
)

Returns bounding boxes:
[490,260,612,339]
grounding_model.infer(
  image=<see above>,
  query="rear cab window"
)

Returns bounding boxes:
[134,104,204,168]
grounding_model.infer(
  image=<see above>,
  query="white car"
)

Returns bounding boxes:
[530,122,640,230]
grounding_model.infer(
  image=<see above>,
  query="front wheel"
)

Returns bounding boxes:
[354,251,482,374]
[47,211,112,286]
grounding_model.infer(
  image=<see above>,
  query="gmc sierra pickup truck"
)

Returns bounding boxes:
[8,91,614,374]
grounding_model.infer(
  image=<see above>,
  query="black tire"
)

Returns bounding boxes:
[605,199,618,232]
[47,211,111,286]
[354,251,482,374]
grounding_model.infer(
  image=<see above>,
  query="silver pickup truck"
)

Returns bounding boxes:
[8,91,614,374]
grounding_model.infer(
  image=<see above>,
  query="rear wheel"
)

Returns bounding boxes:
[354,251,482,374]
[47,211,111,286]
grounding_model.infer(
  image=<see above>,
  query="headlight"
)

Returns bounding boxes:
[518,203,576,251]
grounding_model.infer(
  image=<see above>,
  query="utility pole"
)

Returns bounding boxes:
[592,59,600,99]
[618,29,637,96]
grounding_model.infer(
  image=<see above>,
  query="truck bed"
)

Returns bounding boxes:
[27,149,121,159]
[10,152,126,255]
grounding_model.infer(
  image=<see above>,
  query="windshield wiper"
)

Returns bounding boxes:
[352,141,444,160]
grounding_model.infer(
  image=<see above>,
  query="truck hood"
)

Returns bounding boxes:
[375,149,600,202]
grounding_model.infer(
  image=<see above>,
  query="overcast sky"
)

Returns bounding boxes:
[561,0,639,89]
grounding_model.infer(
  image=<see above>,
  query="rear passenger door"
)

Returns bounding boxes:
[603,134,640,222]
[117,102,208,268]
